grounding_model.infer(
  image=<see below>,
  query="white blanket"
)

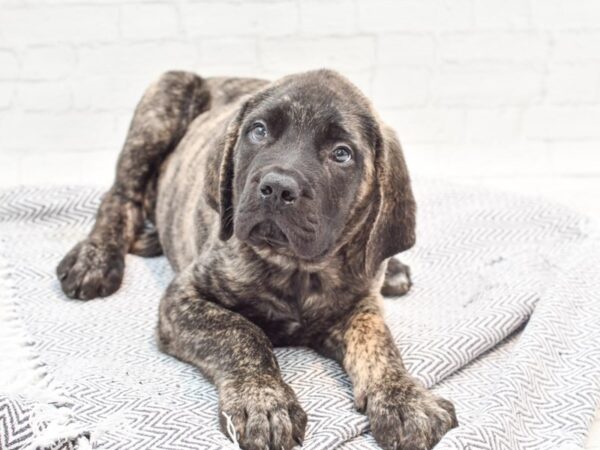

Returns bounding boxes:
[1,181,599,449]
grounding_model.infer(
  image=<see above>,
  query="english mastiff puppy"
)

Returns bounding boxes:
[56,69,457,450]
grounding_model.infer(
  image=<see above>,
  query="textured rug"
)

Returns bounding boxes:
[1,181,599,450]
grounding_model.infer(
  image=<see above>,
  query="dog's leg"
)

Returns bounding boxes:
[381,257,412,297]
[316,298,457,450]
[158,266,307,450]
[56,71,209,300]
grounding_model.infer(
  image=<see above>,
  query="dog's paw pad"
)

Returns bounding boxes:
[367,379,457,450]
[56,240,124,300]
[219,376,307,450]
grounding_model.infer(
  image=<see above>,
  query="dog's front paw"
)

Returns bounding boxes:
[56,240,124,300]
[219,374,307,450]
[365,376,457,450]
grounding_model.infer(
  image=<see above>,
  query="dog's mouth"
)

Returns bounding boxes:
[247,221,290,250]
[235,208,330,262]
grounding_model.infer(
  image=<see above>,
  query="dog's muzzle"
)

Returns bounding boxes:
[235,169,327,260]
[248,220,289,249]
[247,171,301,249]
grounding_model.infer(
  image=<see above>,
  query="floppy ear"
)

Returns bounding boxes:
[205,84,278,241]
[217,102,251,241]
[365,125,416,277]
[203,99,251,241]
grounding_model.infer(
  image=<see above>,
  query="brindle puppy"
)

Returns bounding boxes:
[56,69,457,450]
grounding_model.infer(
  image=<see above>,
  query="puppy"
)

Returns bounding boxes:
[56,70,457,450]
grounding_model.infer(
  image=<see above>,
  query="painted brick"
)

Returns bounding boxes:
[357,0,473,32]
[465,108,522,144]
[0,51,19,80]
[260,36,375,73]
[439,32,549,64]
[524,106,600,139]
[72,75,148,112]
[382,108,465,143]
[552,32,600,62]
[299,0,356,35]
[20,152,83,185]
[532,0,600,30]
[378,35,436,66]
[548,143,600,174]
[546,65,600,104]
[0,153,20,187]
[120,3,180,40]
[200,37,262,77]
[21,46,76,81]
[433,63,543,106]
[77,42,198,78]
[0,112,116,152]
[474,0,531,29]
[372,68,430,107]
[0,83,14,109]
[1,0,600,184]
[183,2,298,37]
[16,81,71,112]
[1,5,119,44]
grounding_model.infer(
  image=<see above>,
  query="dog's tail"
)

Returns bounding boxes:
[130,226,163,257]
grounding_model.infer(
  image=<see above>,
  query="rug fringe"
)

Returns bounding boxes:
[0,256,92,450]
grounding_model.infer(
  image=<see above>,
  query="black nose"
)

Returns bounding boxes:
[259,172,300,207]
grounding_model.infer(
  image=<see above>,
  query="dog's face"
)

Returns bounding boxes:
[216,70,416,273]
[231,76,374,262]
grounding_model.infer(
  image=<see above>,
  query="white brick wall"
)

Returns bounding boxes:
[0,0,599,187]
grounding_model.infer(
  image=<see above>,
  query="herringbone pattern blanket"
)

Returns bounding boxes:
[1,181,599,449]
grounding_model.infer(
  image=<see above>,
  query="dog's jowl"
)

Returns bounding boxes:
[56,70,457,450]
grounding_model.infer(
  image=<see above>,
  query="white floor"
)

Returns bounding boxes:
[589,413,600,450]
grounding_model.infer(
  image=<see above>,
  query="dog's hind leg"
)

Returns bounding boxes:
[381,257,412,297]
[56,71,210,300]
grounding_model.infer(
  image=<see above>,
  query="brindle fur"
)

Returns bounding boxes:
[57,69,457,450]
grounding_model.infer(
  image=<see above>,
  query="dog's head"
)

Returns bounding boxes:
[212,70,415,275]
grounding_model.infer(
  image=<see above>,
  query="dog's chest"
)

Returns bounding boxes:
[229,270,344,346]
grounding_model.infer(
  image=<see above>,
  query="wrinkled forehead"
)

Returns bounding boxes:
[248,80,380,149]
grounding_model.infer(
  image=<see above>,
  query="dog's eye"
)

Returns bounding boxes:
[249,122,268,143]
[331,146,352,163]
